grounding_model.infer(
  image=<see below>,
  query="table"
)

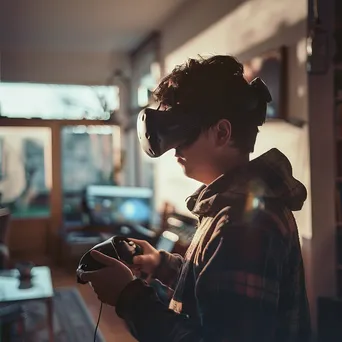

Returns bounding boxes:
[0,266,54,342]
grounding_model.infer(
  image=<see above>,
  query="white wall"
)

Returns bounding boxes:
[154,150,201,215]
[1,50,130,85]
[252,121,312,240]
[155,0,309,226]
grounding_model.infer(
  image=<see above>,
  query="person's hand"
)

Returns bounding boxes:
[79,250,134,306]
[129,238,161,276]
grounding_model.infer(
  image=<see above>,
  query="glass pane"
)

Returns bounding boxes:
[0,127,52,218]
[61,125,121,225]
[136,62,161,109]
[0,83,119,120]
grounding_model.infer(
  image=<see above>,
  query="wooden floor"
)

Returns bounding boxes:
[51,265,137,342]
[14,255,137,342]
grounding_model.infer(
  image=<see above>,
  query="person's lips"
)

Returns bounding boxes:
[177,157,186,163]
[175,151,185,164]
[175,146,188,165]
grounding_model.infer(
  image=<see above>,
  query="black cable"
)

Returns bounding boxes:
[94,302,103,342]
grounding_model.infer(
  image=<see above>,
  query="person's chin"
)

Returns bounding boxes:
[178,162,193,177]
[177,158,188,172]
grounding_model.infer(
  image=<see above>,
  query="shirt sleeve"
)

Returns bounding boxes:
[116,215,287,342]
[153,250,184,289]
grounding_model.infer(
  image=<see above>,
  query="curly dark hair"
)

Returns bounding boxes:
[153,55,268,153]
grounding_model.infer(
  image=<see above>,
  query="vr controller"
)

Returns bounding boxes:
[76,236,143,284]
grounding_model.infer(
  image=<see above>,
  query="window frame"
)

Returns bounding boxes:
[0,118,120,244]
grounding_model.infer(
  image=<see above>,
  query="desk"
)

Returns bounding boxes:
[0,266,54,342]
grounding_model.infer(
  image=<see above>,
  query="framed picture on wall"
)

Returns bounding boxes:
[243,46,287,120]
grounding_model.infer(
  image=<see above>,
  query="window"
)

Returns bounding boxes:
[0,83,120,120]
[0,127,52,218]
[136,62,161,109]
[61,125,121,224]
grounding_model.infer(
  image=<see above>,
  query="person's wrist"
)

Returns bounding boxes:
[152,250,167,278]
[154,251,161,269]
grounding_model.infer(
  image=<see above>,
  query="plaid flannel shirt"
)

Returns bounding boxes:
[116,148,311,342]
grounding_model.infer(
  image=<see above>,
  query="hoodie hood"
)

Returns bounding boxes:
[186,148,307,216]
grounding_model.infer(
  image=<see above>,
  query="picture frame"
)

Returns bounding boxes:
[243,46,287,120]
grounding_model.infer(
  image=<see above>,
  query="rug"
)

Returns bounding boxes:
[22,287,106,342]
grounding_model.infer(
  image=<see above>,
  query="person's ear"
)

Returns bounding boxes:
[215,119,231,146]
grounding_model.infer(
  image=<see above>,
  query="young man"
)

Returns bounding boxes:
[80,55,311,342]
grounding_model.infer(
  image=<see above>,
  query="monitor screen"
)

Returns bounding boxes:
[85,185,153,228]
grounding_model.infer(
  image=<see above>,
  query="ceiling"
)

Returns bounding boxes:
[0,0,188,53]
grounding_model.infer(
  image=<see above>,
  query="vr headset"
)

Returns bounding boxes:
[137,77,272,158]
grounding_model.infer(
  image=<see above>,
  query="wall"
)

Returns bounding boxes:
[1,50,130,85]
[252,121,312,240]
[154,0,309,219]
[306,0,336,328]
[162,0,307,121]
[125,34,161,188]
[161,0,306,77]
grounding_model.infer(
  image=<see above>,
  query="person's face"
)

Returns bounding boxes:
[175,119,232,185]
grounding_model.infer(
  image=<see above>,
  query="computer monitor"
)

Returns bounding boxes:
[85,185,153,228]
[62,190,85,224]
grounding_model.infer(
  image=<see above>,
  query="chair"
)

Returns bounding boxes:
[0,207,11,269]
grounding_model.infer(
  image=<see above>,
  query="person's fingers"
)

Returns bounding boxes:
[132,269,141,277]
[90,250,119,266]
[129,238,148,249]
[132,255,147,265]
[129,264,142,272]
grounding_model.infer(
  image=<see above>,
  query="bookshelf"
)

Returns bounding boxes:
[335,0,342,296]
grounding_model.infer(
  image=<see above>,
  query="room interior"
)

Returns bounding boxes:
[0,0,341,341]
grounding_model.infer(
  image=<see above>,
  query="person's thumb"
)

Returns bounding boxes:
[90,250,118,267]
